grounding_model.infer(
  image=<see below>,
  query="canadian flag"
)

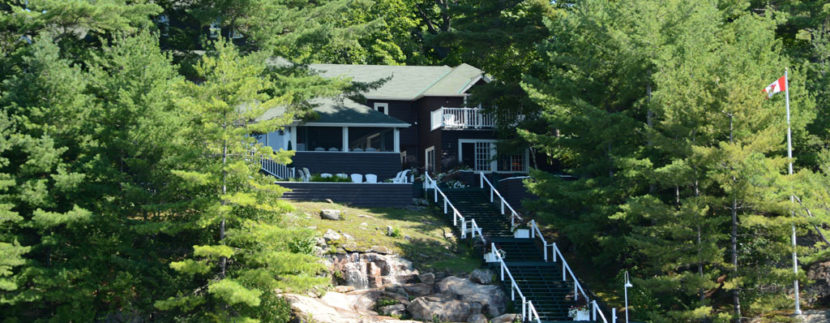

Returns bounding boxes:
[763,75,786,98]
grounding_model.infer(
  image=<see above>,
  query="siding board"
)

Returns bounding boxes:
[278,182,413,207]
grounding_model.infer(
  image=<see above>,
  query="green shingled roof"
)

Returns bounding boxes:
[309,63,486,101]
[257,98,410,127]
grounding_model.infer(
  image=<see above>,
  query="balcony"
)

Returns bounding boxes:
[431,106,496,130]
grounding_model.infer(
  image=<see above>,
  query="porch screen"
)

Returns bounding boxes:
[348,127,394,152]
[297,127,342,151]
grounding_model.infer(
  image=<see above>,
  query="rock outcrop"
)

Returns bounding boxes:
[437,276,507,317]
[330,252,419,290]
[284,292,419,323]
[406,295,483,322]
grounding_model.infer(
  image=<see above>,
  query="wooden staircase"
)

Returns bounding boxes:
[428,183,607,323]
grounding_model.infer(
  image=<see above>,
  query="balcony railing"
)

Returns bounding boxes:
[431,106,496,130]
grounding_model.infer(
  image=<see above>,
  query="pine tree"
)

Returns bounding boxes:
[153,39,330,321]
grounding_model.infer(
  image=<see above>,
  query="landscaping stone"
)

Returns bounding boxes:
[469,268,494,284]
[418,272,435,285]
[467,313,488,323]
[323,229,342,242]
[387,225,394,236]
[490,313,521,323]
[402,283,433,297]
[320,209,341,220]
[315,237,327,246]
[380,304,406,316]
[437,276,507,317]
[407,296,483,322]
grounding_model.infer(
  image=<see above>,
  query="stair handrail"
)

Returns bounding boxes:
[549,241,609,323]
[260,157,295,179]
[529,220,551,262]
[424,173,484,243]
[491,242,540,323]
[591,299,609,323]
[478,172,523,229]
[468,218,486,244]
[526,301,541,323]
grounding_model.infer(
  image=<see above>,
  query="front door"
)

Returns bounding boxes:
[425,146,435,173]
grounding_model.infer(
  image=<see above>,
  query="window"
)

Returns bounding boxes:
[498,153,528,172]
[474,141,492,171]
[459,139,528,173]
[425,146,435,173]
[348,127,394,152]
[374,102,389,115]
[296,127,342,151]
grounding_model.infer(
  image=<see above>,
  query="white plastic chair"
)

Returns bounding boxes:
[350,173,363,183]
[365,174,378,183]
[336,173,348,179]
[302,168,311,182]
[320,173,333,178]
[393,170,410,183]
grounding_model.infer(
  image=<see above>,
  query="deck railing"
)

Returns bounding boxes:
[424,173,486,244]
[530,220,609,323]
[430,106,496,130]
[478,172,523,229]
[491,242,541,323]
[260,158,295,179]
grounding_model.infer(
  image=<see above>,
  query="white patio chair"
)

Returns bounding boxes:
[352,147,364,152]
[350,173,363,183]
[314,147,325,151]
[336,173,348,179]
[392,170,410,183]
[302,168,311,182]
[320,173,333,178]
[328,147,339,151]
[365,174,378,183]
[443,114,461,128]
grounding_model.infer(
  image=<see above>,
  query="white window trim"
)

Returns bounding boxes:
[425,146,435,173]
[374,102,389,115]
[458,139,529,173]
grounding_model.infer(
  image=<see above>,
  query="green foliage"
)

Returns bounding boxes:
[521,0,822,319]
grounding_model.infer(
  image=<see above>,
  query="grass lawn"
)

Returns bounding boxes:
[286,201,482,274]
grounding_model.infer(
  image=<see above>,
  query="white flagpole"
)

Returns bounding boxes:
[785,68,801,315]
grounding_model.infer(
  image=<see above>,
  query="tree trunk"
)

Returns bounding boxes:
[220,139,227,278]
[728,114,741,321]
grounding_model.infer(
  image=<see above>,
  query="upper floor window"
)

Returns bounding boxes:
[373,102,389,115]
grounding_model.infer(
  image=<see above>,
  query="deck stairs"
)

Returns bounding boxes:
[424,173,613,323]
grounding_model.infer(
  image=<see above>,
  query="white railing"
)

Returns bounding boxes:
[260,158,295,179]
[424,173,486,244]
[431,106,496,130]
[479,172,523,229]
[492,243,541,323]
[532,219,608,323]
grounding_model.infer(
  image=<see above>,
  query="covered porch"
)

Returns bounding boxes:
[257,98,410,181]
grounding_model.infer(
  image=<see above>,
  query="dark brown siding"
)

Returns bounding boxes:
[440,129,498,170]
[279,182,413,207]
[367,100,418,167]
[291,152,402,180]
[415,96,465,173]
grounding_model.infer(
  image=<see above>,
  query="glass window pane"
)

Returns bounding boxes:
[297,127,341,151]
[349,127,394,152]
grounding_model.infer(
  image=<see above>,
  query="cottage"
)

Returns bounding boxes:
[257,62,529,182]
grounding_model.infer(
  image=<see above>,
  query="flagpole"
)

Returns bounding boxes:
[785,68,801,315]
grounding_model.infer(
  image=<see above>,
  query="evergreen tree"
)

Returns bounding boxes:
[153,39,329,321]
